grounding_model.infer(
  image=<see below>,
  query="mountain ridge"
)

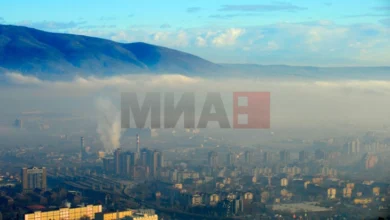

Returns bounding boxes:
[0,24,221,76]
[1,24,390,80]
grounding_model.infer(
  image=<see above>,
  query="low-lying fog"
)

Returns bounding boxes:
[0,72,389,149]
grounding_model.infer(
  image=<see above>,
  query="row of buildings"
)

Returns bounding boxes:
[208,149,329,167]
[102,136,164,179]
[24,205,158,220]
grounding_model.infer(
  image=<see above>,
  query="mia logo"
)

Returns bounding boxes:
[121,92,270,129]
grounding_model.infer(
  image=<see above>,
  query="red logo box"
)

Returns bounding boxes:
[233,92,270,129]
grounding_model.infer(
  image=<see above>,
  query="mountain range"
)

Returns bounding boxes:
[0,24,389,80]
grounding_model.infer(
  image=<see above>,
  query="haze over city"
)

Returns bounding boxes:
[0,0,389,220]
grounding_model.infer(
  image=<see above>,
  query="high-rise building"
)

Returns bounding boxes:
[80,137,87,161]
[208,151,218,167]
[149,150,163,178]
[343,187,352,198]
[157,151,164,168]
[355,139,360,153]
[138,148,164,178]
[140,148,149,167]
[279,150,290,163]
[133,134,141,164]
[327,188,337,199]
[120,151,136,176]
[244,151,252,164]
[227,152,236,166]
[136,134,140,155]
[114,148,122,174]
[263,151,272,163]
[14,118,23,129]
[315,149,327,160]
[103,157,115,172]
[345,139,361,155]
[373,186,380,196]
[21,167,47,192]
[150,150,159,178]
[299,150,309,162]
[362,153,378,170]
[280,178,288,187]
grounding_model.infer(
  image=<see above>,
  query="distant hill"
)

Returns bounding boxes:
[0,24,389,80]
[0,25,221,77]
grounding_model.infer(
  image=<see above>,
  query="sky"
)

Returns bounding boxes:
[0,0,389,66]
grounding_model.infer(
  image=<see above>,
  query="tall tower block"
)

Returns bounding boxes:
[80,137,84,161]
[136,134,140,155]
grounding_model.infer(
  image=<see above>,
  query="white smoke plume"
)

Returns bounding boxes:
[95,97,121,153]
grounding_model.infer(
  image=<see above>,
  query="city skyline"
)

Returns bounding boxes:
[0,1,390,219]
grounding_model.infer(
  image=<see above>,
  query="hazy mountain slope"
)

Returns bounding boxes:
[0,25,389,80]
[0,25,220,76]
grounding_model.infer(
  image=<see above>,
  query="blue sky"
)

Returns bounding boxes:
[1,0,389,66]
